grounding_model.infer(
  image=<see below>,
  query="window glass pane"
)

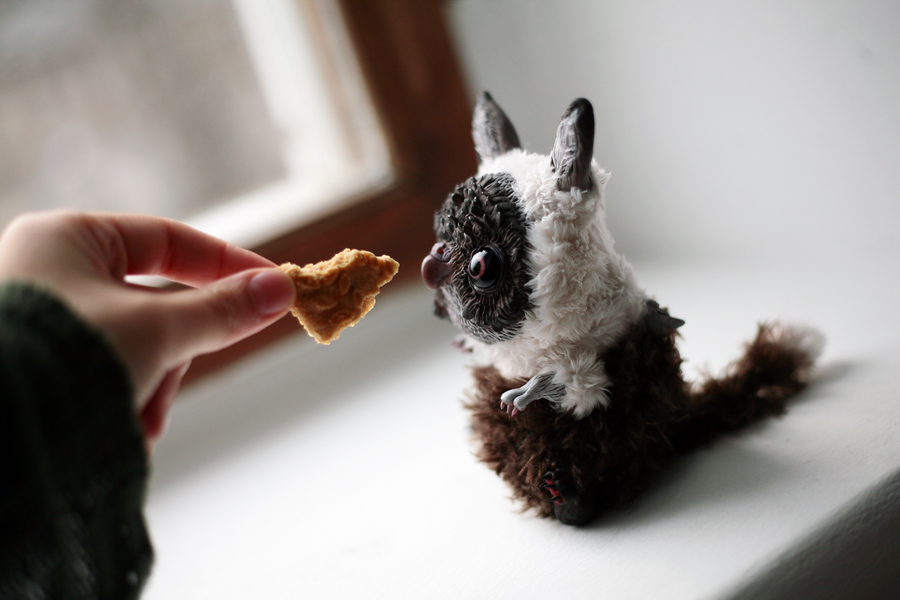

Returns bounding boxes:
[0,0,390,247]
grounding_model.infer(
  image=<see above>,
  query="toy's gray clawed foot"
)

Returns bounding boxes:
[499,373,565,416]
[542,471,600,527]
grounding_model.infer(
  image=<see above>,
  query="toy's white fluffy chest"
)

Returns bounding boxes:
[467,151,648,418]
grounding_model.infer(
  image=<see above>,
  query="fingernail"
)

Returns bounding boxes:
[248,269,295,316]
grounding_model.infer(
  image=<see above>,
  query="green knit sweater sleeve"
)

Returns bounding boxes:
[0,283,153,600]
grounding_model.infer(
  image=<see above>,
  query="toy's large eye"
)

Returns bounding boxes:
[468,244,504,293]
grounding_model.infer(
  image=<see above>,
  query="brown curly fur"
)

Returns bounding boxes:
[467,323,816,519]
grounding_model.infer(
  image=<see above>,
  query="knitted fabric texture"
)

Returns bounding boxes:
[0,283,152,600]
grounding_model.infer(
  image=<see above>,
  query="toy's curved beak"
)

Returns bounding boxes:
[422,243,453,289]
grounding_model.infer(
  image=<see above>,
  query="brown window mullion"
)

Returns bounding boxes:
[184,0,476,383]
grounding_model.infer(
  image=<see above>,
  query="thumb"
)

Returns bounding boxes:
[162,267,296,363]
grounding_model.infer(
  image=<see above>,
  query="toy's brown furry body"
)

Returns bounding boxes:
[468,322,816,520]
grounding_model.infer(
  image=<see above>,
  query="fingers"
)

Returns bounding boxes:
[89,212,276,285]
[1,211,275,287]
[157,267,296,364]
[0,211,298,433]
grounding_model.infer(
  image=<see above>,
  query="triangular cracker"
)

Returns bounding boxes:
[279,249,399,344]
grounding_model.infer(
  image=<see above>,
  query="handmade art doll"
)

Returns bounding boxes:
[421,92,823,526]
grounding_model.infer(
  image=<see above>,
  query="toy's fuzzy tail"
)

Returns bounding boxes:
[669,322,825,453]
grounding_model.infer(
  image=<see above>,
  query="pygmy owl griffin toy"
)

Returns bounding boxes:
[422,92,824,526]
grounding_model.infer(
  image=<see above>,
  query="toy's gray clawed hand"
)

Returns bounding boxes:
[451,335,474,353]
[499,373,566,416]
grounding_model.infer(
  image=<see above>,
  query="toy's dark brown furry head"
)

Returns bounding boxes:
[425,172,534,344]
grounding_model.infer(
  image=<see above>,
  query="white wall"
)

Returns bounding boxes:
[447,0,900,262]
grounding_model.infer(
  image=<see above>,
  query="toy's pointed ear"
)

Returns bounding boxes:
[472,91,521,163]
[550,98,595,192]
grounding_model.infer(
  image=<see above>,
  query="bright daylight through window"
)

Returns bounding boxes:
[0,0,391,249]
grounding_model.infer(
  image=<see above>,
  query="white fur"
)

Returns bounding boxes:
[466,150,648,418]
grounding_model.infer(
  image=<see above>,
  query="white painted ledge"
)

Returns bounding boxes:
[143,250,900,599]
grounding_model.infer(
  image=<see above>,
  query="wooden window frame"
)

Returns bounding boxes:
[185,0,475,383]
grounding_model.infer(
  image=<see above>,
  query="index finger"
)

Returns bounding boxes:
[96,213,275,286]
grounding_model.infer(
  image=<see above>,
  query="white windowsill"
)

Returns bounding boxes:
[143,249,900,599]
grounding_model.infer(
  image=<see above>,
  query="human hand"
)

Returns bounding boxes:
[0,211,296,447]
